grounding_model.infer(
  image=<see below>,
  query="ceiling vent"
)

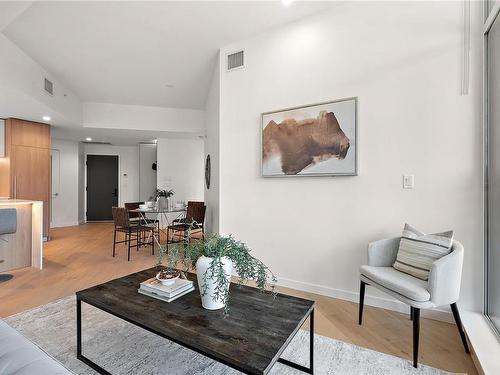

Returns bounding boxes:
[44,77,54,95]
[82,141,112,145]
[227,50,244,71]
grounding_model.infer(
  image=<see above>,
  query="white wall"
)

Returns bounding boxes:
[83,102,205,134]
[51,139,79,227]
[0,34,82,126]
[83,144,139,208]
[139,143,157,201]
[204,60,220,233]
[157,138,204,204]
[218,1,483,314]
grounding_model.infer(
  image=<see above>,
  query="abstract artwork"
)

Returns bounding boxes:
[261,97,357,177]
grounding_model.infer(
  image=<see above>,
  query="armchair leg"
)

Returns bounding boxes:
[410,306,414,321]
[412,308,420,368]
[450,303,470,354]
[358,281,366,325]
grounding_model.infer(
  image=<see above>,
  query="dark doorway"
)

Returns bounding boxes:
[86,155,119,221]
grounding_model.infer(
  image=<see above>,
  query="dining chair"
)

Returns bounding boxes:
[125,201,159,244]
[112,207,155,261]
[124,202,144,225]
[167,201,206,248]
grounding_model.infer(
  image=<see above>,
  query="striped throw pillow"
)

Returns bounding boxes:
[393,224,454,280]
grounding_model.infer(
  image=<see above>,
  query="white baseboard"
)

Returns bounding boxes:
[50,221,80,228]
[277,276,453,323]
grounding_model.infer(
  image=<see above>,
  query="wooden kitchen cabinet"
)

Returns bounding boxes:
[0,119,51,238]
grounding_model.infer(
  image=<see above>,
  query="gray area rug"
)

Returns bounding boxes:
[5,297,451,375]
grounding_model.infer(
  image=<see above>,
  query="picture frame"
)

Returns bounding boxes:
[261,97,358,177]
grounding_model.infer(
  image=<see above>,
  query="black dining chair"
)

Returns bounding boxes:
[167,201,206,249]
[112,207,155,261]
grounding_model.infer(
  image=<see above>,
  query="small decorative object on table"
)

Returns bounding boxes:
[156,224,277,314]
[139,273,194,303]
[150,189,174,211]
[156,269,180,286]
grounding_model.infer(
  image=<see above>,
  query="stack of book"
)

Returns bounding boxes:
[138,277,194,303]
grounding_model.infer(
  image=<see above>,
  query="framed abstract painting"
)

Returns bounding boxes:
[261,97,357,177]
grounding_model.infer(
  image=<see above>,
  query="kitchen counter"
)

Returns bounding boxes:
[0,200,43,271]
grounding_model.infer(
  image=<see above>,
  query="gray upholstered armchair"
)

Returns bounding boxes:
[358,237,470,368]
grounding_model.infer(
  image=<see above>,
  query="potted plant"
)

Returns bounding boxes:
[150,189,174,210]
[156,226,276,314]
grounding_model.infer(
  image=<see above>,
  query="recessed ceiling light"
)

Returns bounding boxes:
[42,116,51,122]
[85,137,92,141]
[281,0,293,6]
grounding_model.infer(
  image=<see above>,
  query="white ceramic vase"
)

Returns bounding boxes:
[196,255,232,310]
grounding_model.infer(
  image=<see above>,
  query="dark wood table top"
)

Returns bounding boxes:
[76,268,314,375]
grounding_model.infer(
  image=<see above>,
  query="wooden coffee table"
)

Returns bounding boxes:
[76,268,314,374]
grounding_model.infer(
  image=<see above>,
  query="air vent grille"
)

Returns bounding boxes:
[227,50,244,71]
[82,141,112,145]
[44,77,53,95]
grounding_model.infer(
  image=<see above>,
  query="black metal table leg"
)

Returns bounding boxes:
[310,308,314,373]
[76,298,112,375]
[278,308,314,374]
[76,296,81,356]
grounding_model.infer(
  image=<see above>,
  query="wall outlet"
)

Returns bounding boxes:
[403,175,415,189]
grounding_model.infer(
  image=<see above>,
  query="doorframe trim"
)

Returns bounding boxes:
[50,148,61,227]
[84,153,120,223]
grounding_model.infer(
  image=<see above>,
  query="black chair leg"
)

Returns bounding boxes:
[410,306,414,321]
[450,303,470,354]
[127,231,131,261]
[413,308,420,368]
[151,229,155,255]
[358,280,366,325]
[112,229,117,257]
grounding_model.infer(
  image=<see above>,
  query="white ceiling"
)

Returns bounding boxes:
[2,1,333,110]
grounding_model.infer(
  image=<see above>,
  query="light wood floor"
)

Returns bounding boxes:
[0,224,476,374]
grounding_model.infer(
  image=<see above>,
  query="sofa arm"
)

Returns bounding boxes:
[367,237,401,267]
[428,240,464,307]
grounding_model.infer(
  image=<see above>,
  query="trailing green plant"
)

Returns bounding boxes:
[150,188,174,200]
[156,224,277,314]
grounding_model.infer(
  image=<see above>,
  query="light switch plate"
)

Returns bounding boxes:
[403,175,414,189]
